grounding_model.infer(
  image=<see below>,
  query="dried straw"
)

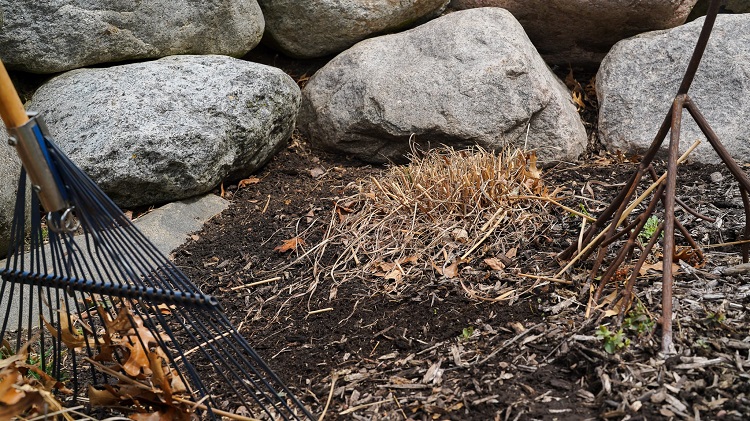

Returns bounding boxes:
[316,146,557,290]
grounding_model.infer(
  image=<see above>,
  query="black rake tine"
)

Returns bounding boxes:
[0,137,314,419]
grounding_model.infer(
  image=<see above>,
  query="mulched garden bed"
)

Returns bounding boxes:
[174,135,750,420]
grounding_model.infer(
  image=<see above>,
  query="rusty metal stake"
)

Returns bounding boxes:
[561,0,750,355]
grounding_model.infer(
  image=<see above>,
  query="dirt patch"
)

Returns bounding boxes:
[169,51,750,420]
[174,133,750,420]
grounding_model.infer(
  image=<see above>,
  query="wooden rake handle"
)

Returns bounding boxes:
[0,60,29,129]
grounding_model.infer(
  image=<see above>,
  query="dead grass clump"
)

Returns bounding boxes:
[319,146,559,291]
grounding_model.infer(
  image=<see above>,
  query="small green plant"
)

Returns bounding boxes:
[622,302,655,336]
[638,215,662,243]
[0,344,68,382]
[695,338,710,349]
[461,326,475,340]
[27,347,67,381]
[595,325,630,354]
[578,203,591,217]
[706,311,726,324]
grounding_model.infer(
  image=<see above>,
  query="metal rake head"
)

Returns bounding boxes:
[0,118,312,420]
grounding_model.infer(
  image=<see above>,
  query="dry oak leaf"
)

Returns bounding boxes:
[274,237,306,253]
[42,313,92,350]
[0,371,25,406]
[88,385,121,407]
[484,257,506,271]
[237,177,261,188]
[432,260,460,279]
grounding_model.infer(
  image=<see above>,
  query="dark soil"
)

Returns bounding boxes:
[170,47,750,420]
[173,136,750,420]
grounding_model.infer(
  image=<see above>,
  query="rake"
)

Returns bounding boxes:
[0,61,313,420]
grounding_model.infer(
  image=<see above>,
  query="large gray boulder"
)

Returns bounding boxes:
[257,0,449,59]
[0,1,265,73]
[0,127,22,257]
[449,0,697,66]
[28,55,300,207]
[299,8,587,164]
[689,0,750,20]
[597,15,750,164]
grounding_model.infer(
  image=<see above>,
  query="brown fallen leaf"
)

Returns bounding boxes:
[0,371,25,405]
[170,369,187,394]
[673,246,704,268]
[88,386,121,407]
[237,177,261,188]
[309,167,325,178]
[130,412,162,421]
[398,255,420,265]
[372,261,396,273]
[121,338,152,377]
[274,237,306,253]
[639,261,681,276]
[484,257,506,271]
[42,311,91,349]
[384,268,404,282]
[442,260,460,279]
[526,152,542,180]
[156,304,175,315]
[572,89,586,110]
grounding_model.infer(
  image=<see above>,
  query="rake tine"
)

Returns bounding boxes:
[1,62,312,419]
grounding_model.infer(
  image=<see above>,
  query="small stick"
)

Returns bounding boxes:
[481,207,507,232]
[391,392,408,420]
[261,194,271,213]
[509,195,596,222]
[308,307,334,315]
[229,277,281,291]
[702,239,750,249]
[179,330,234,359]
[460,278,515,302]
[517,273,572,285]
[318,373,338,421]
[338,399,395,415]
[578,219,587,254]
[462,211,507,260]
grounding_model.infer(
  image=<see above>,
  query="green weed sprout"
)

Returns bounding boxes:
[595,325,630,354]
[622,302,655,336]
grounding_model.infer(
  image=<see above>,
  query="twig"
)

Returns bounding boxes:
[462,211,507,260]
[517,272,572,285]
[318,373,338,421]
[475,323,544,366]
[702,239,750,249]
[460,278,515,302]
[179,328,237,359]
[229,277,281,291]
[509,195,596,222]
[416,341,446,356]
[308,307,334,315]
[339,399,397,415]
[25,405,85,421]
[261,194,271,213]
[391,392,408,420]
